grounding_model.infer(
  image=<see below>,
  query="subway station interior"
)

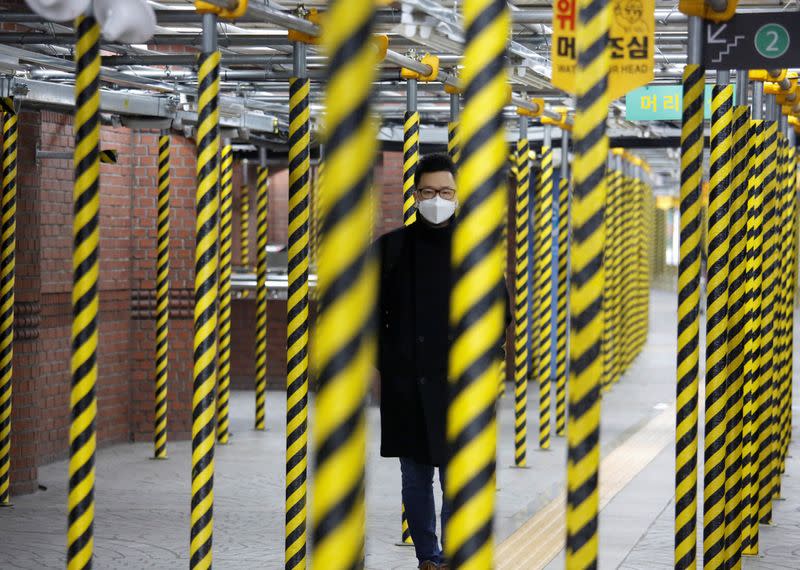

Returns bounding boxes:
[0,0,799,568]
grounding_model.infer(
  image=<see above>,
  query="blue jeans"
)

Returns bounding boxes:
[400,457,450,566]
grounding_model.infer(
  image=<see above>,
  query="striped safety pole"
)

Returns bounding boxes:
[777,120,795,480]
[216,142,233,445]
[311,0,377,566]
[566,0,610,565]
[601,154,621,390]
[447,90,461,165]
[0,98,17,505]
[285,39,311,570]
[608,154,624,384]
[773,118,791,496]
[154,132,171,457]
[189,12,220,569]
[444,0,508,566]
[254,148,269,433]
[554,128,570,437]
[310,150,321,282]
[67,14,100,569]
[498,155,510,404]
[513,114,531,466]
[398,63,421,546]
[536,125,554,450]
[403,77,419,226]
[756,96,779,528]
[741,110,765,556]
[703,70,734,570]
[722,71,751,566]
[672,26,705,564]
[240,165,251,272]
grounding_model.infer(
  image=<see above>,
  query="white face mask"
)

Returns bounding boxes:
[417,195,457,225]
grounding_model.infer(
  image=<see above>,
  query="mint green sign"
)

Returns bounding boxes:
[755,23,790,59]
[625,85,737,121]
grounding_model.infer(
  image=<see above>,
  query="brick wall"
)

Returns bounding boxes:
[5,106,276,492]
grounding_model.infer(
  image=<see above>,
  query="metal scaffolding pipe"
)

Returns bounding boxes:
[752,81,764,120]
[735,70,748,106]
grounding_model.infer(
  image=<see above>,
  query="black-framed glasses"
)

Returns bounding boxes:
[418,187,456,200]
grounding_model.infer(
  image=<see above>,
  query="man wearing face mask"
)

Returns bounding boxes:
[375,153,510,570]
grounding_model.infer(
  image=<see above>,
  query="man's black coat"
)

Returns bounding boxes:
[376,219,510,467]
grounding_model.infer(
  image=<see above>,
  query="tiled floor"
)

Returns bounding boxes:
[1,289,798,569]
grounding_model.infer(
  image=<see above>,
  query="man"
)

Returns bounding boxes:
[375,153,509,570]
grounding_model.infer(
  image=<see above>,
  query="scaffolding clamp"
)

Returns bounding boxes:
[195,0,248,19]
[401,54,440,82]
[750,69,787,83]
[371,35,389,62]
[287,8,322,44]
[541,107,570,131]
[678,0,738,22]
[444,70,462,95]
[517,97,545,118]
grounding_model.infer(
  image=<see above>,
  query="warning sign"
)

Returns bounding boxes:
[551,0,577,93]
[551,0,654,99]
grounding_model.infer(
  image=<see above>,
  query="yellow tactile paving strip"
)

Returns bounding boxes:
[495,405,675,569]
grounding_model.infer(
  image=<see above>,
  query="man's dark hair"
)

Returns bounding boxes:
[414,152,456,189]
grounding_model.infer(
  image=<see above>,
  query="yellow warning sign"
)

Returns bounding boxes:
[551,0,577,94]
[551,0,654,99]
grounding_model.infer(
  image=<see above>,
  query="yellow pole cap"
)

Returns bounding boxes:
[678,0,738,22]
[371,35,389,62]
[287,8,322,44]
[195,0,248,19]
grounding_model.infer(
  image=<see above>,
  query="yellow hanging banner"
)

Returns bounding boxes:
[551,0,654,99]
[551,0,578,93]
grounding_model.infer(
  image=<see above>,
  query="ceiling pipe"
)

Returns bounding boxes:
[0,32,292,46]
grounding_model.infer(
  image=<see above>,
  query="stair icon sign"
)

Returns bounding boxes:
[712,35,747,63]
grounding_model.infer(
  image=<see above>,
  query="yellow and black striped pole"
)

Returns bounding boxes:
[673,28,704,562]
[254,151,269,433]
[741,117,765,556]
[399,71,421,547]
[566,0,609,565]
[721,79,751,565]
[513,118,531,466]
[703,74,734,570]
[311,0,378,566]
[601,155,620,390]
[0,97,17,505]
[154,133,171,458]
[68,14,100,569]
[240,174,251,271]
[554,129,570,437]
[536,127,554,450]
[448,91,461,165]
[606,156,623,385]
[216,142,233,445]
[444,0,508,566]
[285,41,311,570]
[189,12,220,569]
[403,79,419,226]
[756,108,779,529]
[772,126,790,499]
